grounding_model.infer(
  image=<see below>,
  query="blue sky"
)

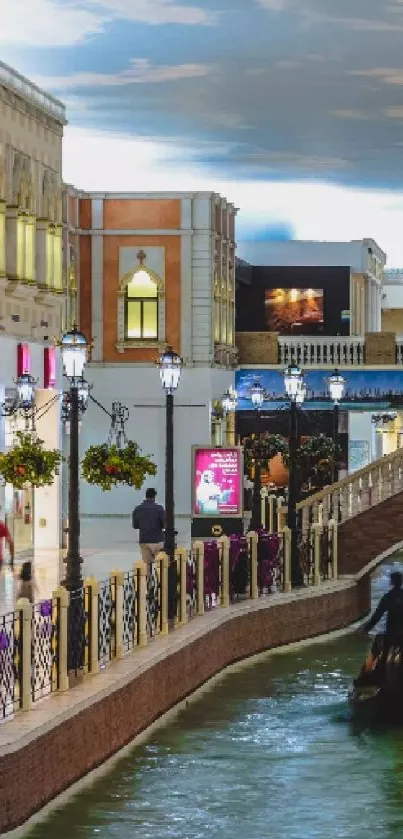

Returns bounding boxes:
[3,0,403,263]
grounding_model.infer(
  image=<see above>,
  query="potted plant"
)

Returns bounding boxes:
[243,432,287,476]
[82,440,157,491]
[0,431,62,489]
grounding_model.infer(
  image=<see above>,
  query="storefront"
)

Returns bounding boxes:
[0,336,62,558]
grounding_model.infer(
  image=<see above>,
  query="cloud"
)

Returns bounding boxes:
[62,125,403,265]
[33,59,211,91]
[0,0,106,47]
[0,0,216,48]
[351,67,403,85]
[240,151,349,172]
[330,109,372,120]
[384,107,403,118]
[89,0,217,25]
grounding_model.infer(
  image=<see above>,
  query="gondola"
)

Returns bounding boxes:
[349,634,403,723]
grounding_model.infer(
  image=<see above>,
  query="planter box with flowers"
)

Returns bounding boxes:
[82,440,157,491]
[0,432,62,489]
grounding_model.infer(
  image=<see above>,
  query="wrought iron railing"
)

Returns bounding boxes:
[0,608,22,720]
[0,524,337,724]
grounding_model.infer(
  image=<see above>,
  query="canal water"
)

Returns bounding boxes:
[26,559,403,839]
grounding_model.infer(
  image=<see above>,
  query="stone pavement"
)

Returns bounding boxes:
[0,516,191,616]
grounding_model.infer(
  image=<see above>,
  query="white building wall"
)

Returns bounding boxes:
[79,365,234,519]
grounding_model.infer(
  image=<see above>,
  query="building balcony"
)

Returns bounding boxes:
[236,332,403,367]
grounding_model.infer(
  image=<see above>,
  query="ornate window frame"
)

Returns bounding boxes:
[116,254,166,351]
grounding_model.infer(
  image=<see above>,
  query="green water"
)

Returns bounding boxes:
[27,562,403,839]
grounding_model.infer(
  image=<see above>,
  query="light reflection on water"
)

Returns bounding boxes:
[26,558,403,839]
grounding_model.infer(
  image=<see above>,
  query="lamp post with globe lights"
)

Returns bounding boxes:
[158,347,183,570]
[58,325,91,672]
[326,369,346,484]
[284,364,305,587]
[250,380,265,531]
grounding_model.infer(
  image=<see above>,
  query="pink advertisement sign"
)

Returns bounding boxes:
[193,447,242,517]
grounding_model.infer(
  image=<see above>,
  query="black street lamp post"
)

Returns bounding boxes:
[326,369,346,485]
[250,381,265,531]
[158,347,183,618]
[284,364,305,588]
[59,325,90,673]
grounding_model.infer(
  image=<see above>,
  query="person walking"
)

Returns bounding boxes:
[0,511,14,571]
[132,488,165,566]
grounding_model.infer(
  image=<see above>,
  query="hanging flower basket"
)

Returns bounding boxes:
[0,432,62,489]
[283,434,339,487]
[82,440,157,492]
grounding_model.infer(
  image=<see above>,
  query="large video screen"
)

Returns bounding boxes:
[193,447,242,517]
[265,288,324,334]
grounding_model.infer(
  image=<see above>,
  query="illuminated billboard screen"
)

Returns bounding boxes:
[193,447,243,517]
[265,287,324,334]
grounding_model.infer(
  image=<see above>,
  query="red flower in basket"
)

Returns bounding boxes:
[105,464,120,475]
[15,465,25,476]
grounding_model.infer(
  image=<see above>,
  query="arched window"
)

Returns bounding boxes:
[125,267,158,340]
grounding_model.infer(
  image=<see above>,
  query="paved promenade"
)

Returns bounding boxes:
[0,516,191,615]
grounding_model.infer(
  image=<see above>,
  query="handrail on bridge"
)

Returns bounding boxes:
[296,446,403,534]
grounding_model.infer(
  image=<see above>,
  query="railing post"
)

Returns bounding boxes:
[52,586,69,692]
[247,531,259,599]
[260,486,268,530]
[330,519,338,580]
[174,548,187,627]
[269,492,277,532]
[218,535,230,607]
[156,552,169,636]
[312,523,321,586]
[283,527,291,593]
[193,541,205,616]
[16,599,32,712]
[84,576,99,675]
[110,569,124,660]
[134,560,148,647]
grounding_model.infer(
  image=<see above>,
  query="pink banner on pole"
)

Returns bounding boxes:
[193,448,242,516]
[17,343,31,377]
[44,347,56,389]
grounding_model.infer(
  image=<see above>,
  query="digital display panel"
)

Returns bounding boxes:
[193,447,242,517]
[265,288,324,334]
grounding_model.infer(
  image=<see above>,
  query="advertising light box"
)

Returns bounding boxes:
[192,446,243,518]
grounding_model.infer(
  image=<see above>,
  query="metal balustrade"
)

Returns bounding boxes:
[278,336,366,367]
[296,446,403,535]
[0,525,337,724]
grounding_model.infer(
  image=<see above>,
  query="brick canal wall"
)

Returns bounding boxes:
[338,492,403,575]
[0,576,370,835]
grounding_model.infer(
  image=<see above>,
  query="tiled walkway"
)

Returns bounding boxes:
[0,517,191,616]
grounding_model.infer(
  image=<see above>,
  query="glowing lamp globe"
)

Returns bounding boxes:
[221,387,237,414]
[284,364,304,402]
[326,370,346,404]
[16,372,36,408]
[158,347,183,395]
[295,382,306,405]
[60,325,89,381]
[250,381,265,410]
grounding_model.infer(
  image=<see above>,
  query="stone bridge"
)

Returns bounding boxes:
[297,446,403,576]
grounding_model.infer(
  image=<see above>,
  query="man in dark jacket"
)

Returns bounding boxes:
[132,488,165,565]
[364,571,403,644]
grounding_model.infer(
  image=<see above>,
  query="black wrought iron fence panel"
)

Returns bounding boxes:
[298,529,314,585]
[123,571,139,651]
[146,564,161,638]
[186,551,197,620]
[257,532,282,595]
[320,526,332,580]
[0,609,22,720]
[68,587,86,675]
[31,599,59,702]
[204,541,220,610]
[98,579,116,668]
[276,533,285,590]
[229,536,249,602]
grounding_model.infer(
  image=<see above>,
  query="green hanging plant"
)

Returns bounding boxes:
[82,440,157,492]
[243,432,287,474]
[0,431,62,489]
[283,434,339,486]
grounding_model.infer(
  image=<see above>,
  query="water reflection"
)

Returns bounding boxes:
[26,559,403,839]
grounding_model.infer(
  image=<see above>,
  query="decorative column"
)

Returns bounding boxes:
[0,201,6,277]
[36,220,48,287]
[5,207,19,280]
[34,388,61,554]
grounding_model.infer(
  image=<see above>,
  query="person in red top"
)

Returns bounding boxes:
[0,517,14,570]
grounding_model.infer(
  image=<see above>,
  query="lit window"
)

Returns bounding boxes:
[125,269,158,340]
